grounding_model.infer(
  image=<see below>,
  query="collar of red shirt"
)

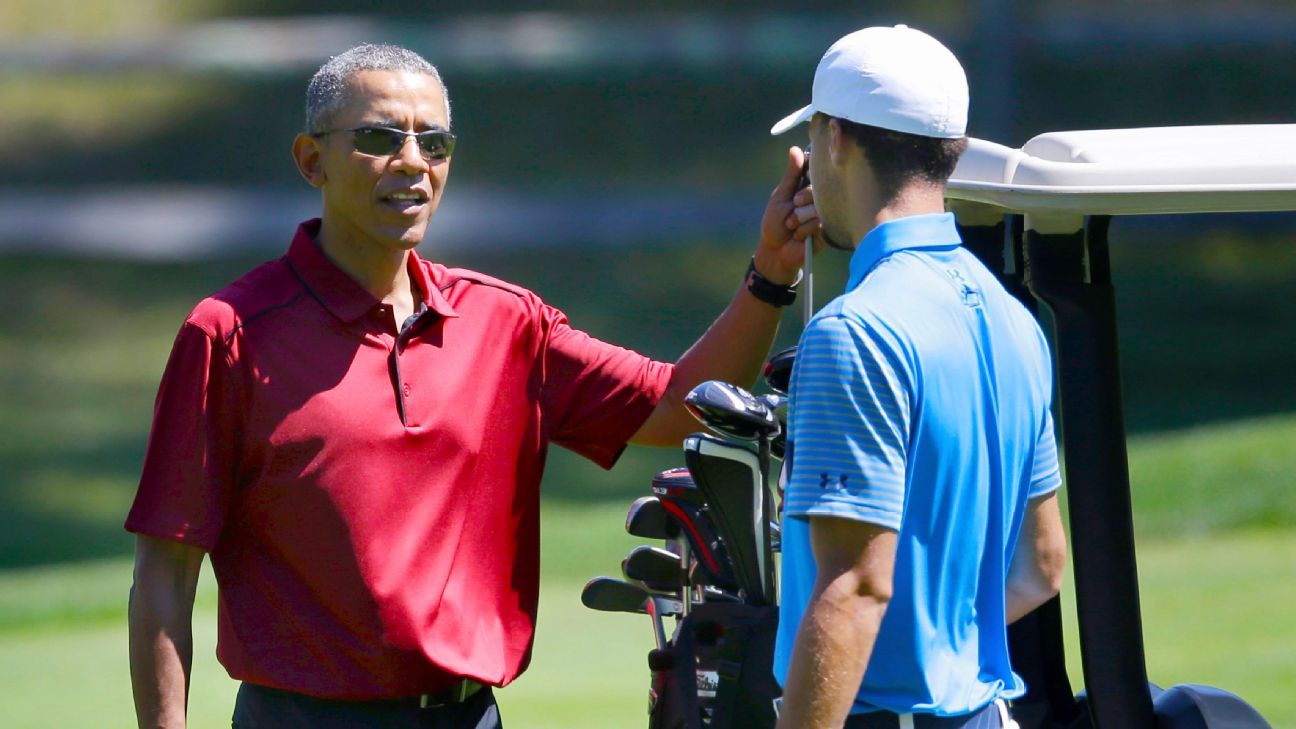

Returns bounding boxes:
[286,219,460,323]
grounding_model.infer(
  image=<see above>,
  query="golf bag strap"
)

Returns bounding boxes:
[709,612,759,728]
[671,612,705,729]
[709,606,780,729]
[669,605,760,729]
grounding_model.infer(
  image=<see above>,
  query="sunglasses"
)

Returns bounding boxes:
[316,126,456,160]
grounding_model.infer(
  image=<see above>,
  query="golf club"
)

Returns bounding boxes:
[684,381,780,604]
[683,432,774,606]
[625,495,679,541]
[651,468,739,594]
[581,576,682,651]
[683,380,781,443]
[763,345,796,395]
[623,545,684,587]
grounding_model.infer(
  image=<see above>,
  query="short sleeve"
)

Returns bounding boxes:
[540,308,673,469]
[124,320,241,550]
[1028,407,1063,499]
[785,315,910,531]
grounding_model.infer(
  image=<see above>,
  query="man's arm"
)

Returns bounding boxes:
[630,146,819,447]
[1006,492,1067,624]
[777,517,898,729]
[129,534,205,729]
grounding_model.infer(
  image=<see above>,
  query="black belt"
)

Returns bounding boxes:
[409,679,487,709]
[235,680,491,726]
[247,679,487,710]
[844,700,1007,729]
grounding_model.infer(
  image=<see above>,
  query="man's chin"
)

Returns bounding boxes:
[378,222,430,251]
[823,230,855,252]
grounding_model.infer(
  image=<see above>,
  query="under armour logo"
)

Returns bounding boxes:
[946,268,982,307]
[818,473,849,489]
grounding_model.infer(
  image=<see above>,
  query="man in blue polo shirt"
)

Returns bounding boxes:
[768,26,1069,729]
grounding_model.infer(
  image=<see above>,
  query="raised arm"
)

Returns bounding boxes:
[630,146,819,447]
[1006,492,1067,624]
[129,534,205,729]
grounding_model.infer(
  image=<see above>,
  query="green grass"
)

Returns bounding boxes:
[1,511,1293,728]
[1059,530,1296,727]
[1128,414,1296,536]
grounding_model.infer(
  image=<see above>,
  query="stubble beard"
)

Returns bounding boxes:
[820,222,855,252]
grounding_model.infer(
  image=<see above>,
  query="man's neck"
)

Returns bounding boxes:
[315,219,413,304]
[848,184,947,247]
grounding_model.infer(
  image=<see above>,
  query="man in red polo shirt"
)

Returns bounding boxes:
[126,44,818,728]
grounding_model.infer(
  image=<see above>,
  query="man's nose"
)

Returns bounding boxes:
[390,134,429,173]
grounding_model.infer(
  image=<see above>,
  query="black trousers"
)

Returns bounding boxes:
[231,682,503,729]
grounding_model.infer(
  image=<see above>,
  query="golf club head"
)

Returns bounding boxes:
[684,433,775,606]
[651,468,739,592]
[625,495,679,540]
[622,545,683,587]
[581,576,683,617]
[763,345,797,395]
[684,380,780,441]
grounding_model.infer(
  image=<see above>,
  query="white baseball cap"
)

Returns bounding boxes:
[770,25,968,139]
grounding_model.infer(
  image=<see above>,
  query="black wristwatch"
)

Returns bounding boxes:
[745,258,802,307]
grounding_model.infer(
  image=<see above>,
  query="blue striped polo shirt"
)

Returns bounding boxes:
[773,212,1061,717]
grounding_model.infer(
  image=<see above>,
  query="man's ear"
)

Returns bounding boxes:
[826,117,851,167]
[292,133,327,188]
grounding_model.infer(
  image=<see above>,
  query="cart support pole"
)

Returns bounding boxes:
[955,207,1079,729]
[1024,214,1157,729]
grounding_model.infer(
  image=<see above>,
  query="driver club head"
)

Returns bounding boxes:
[684,380,780,441]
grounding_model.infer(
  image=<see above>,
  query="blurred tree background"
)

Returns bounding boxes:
[1,1,1294,727]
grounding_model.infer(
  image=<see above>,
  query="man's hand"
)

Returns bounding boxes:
[755,146,821,285]
[629,146,821,447]
[129,534,205,729]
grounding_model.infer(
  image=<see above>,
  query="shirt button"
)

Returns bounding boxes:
[403,383,412,397]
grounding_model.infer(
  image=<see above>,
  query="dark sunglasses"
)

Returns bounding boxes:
[316,126,456,160]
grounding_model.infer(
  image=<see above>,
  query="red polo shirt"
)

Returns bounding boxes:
[126,219,673,699]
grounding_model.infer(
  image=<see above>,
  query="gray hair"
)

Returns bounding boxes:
[305,43,451,133]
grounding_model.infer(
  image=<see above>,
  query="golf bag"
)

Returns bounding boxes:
[649,603,781,729]
[583,368,792,728]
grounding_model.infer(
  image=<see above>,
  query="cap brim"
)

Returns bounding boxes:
[769,104,814,136]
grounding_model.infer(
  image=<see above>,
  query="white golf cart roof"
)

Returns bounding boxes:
[946,124,1296,216]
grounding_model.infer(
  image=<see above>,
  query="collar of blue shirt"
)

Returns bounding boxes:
[846,212,964,290]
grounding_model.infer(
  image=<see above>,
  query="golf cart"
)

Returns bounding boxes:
[947,124,1295,729]
[586,124,1292,729]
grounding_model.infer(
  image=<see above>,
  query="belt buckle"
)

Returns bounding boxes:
[418,680,473,709]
